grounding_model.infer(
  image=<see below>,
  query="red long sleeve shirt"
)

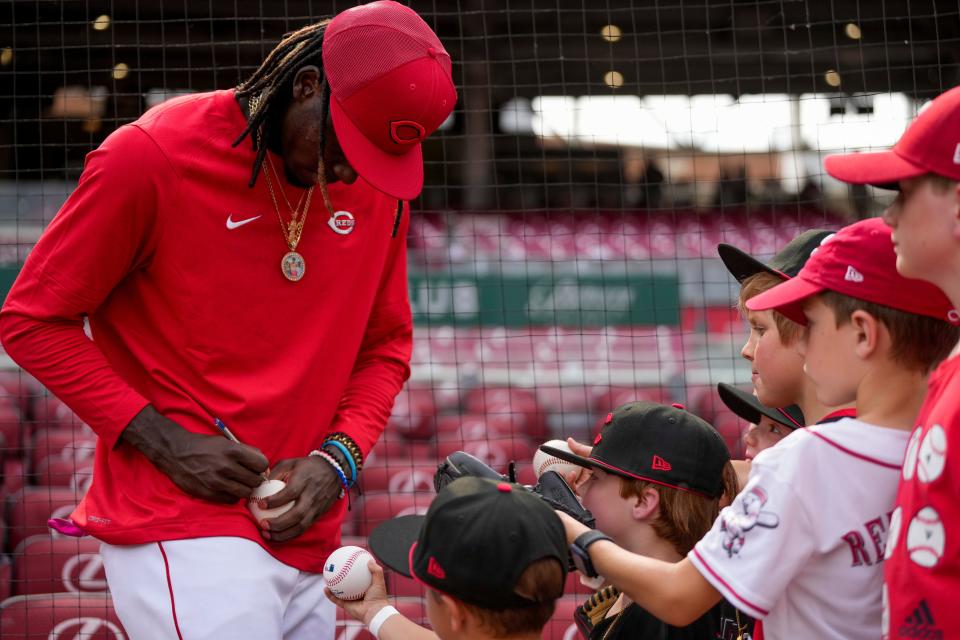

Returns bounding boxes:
[0,90,412,572]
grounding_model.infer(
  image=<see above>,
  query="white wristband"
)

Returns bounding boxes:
[368,605,400,639]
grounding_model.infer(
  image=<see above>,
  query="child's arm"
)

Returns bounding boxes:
[558,512,721,626]
[326,560,440,640]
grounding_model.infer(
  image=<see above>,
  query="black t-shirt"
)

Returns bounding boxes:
[585,601,753,640]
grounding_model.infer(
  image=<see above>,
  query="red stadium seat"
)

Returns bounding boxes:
[542,596,580,640]
[2,458,25,501]
[6,487,81,552]
[463,387,546,440]
[354,493,433,537]
[335,597,427,639]
[436,437,535,473]
[33,456,94,492]
[593,386,670,413]
[0,592,125,639]
[0,397,24,454]
[387,386,437,440]
[30,428,97,470]
[434,413,516,440]
[0,555,11,602]
[12,535,106,595]
[359,466,436,494]
[0,371,40,417]
[386,571,425,598]
[31,395,85,432]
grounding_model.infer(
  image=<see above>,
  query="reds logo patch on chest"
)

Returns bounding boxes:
[328,211,356,235]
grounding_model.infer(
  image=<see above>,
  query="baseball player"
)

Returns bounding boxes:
[821,85,960,638]
[555,218,959,640]
[0,3,455,638]
[328,477,568,640]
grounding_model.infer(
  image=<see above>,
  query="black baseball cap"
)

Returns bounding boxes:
[368,477,567,610]
[717,383,805,431]
[540,401,730,499]
[718,229,835,283]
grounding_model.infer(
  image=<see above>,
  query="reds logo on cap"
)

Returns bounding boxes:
[328,211,355,235]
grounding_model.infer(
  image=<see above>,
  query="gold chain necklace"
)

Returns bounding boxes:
[267,155,309,225]
[262,160,314,282]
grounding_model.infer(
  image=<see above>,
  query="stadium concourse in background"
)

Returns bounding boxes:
[0,2,455,639]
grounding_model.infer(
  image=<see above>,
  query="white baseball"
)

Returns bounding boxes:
[916,424,948,483]
[906,506,945,568]
[247,479,294,521]
[533,440,580,480]
[324,546,374,601]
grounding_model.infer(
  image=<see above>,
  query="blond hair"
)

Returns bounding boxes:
[738,271,803,345]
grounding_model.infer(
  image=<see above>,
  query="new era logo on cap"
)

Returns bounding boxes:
[651,455,672,471]
[954,143,960,164]
[844,266,864,283]
[427,556,446,580]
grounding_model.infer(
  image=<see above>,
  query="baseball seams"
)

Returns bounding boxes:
[328,549,365,587]
[537,456,565,478]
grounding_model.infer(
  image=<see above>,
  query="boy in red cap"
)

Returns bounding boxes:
[821,85,960,639]
[0,2,455,638]
[554,218,959,640]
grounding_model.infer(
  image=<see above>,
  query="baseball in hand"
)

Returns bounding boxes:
[324,546,374,600]
[248,479,294,521]
[533,440,580,479]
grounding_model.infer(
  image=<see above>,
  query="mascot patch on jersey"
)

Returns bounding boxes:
[721,486,780,557]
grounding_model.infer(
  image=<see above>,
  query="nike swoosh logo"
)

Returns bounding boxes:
[226,214,261,230]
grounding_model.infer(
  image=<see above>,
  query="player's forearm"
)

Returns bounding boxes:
[589,541,721,626]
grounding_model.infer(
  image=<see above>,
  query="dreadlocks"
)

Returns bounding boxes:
[233,20,332,189]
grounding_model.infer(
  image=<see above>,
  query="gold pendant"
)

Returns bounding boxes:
[281,251,305,282]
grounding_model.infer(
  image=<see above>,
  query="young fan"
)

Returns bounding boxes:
[327,476,567,640]
[541,402,747,639]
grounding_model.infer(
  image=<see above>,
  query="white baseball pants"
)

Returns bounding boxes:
[101,536,335,640]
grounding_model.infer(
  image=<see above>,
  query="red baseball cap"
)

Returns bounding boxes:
[322,1,457,200]
[746,217,958,325]
[824,86,960,189]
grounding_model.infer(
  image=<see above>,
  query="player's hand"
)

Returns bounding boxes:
[258,455,342,542]
[120,405,269,503]
[555,508,591,544]
[325,559,391,625]
[564,437,594,493]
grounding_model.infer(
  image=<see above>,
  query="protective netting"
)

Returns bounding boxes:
[0,1,957,637]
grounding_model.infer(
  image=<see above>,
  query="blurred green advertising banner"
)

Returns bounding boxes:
[409,272,680,326]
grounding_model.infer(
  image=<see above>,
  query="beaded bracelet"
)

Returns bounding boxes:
[309,449,348,498]
[323,432,363,472]
[323,441,357,487]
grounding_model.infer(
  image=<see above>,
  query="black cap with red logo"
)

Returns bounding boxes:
[540,401,730,499]
[368,476,567,609]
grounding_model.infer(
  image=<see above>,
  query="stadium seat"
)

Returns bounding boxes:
[359,465,436,494]
[541,596,580,640]
[592,386,670,413]
[33,456,94,492]
[463,386,546,440]
[335,596,426,639]
[31,395,84,433]
[386,571,425,598]
[436,437,535,473]
[0,555,10,602]
[0,371,39,418]
[0,397,23,455]
[434,413,516,440]
[354,493,433,537]
[6,487,81,552]
[1,458,25,501]
[12,535,106,595]
[387,386,437,440]
[0,592,125,639]
[30,428,97,471]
